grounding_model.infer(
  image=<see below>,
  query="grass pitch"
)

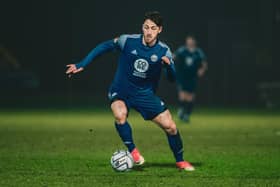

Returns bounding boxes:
[0,108,280,187]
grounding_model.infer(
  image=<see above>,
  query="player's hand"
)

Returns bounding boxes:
[161,56,171,65]
[66,64,84,77]
[197,68,205,77]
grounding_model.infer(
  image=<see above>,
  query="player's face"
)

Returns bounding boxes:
[186,37,196,49]
[142,19,162,46]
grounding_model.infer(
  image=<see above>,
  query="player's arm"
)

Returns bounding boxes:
[162,48,176,82]
[198,61,208,77]
[172,47,182,61]
[66,37,121,76]
[172,47,183,70]
[197,48,208,78]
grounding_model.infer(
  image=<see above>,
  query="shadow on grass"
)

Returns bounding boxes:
[132,161,203,171]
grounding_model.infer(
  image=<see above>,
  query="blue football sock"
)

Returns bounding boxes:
[167,130,184,162]
[185,101,194,115]
[178,100,185,118]
[115,121,136,152]
[178,100,185,109]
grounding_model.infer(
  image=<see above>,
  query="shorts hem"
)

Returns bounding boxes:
[145,107,168,121]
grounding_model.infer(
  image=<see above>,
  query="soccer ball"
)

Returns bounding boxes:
[111,150,134,172]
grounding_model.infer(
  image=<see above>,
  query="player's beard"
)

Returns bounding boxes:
[144,34,157,46]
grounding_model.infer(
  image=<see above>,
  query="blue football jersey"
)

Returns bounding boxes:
[75,34,175,93]
[113,34,175,92]
[174,46,206,79]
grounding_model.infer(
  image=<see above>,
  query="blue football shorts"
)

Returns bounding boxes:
[108,87,167,120]
[177,78,197,93]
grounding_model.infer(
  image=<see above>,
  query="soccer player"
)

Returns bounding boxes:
[66,11,194,171]
[174,35,207,123]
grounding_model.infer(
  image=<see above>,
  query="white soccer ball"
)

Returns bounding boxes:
[111,150,134,172]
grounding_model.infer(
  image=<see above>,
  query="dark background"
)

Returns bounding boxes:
[1,0,279,107]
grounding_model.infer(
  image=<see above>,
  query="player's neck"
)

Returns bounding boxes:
[187,46,196,52]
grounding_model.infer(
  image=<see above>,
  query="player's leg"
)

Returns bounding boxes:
[111,100,134,151]
[111,100,144,165]
[178,89,187,120]
[177,86,185,120]
[180,90,195,122]
[177,78,197,122]
[152,110,195,171]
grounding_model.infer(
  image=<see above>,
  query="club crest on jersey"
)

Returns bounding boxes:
[133,58,149,78]
[134,59,149,73]
[185,57,193,66]
[150,54,158,62]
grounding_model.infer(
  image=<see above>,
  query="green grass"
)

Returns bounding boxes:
[0,108,280,187]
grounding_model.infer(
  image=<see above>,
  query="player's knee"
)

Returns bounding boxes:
[179,91,194,101]
[114,111,127,124]
[164,122,177,135]
[186,93,194,101]
[178,92,185,100]
[111,101,128,124]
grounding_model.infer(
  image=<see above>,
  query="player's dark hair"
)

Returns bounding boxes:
[144,11,163,27]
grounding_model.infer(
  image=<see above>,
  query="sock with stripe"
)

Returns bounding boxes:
[166,130,184,162]
[115,121,135,152]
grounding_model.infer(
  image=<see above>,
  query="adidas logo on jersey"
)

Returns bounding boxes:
[131,50,138,55]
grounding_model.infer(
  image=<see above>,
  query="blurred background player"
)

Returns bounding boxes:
[174,35,208,123]
[66,11,195,171]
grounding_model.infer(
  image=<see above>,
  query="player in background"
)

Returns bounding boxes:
[66,11,194,171]
[174,35,208,123]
